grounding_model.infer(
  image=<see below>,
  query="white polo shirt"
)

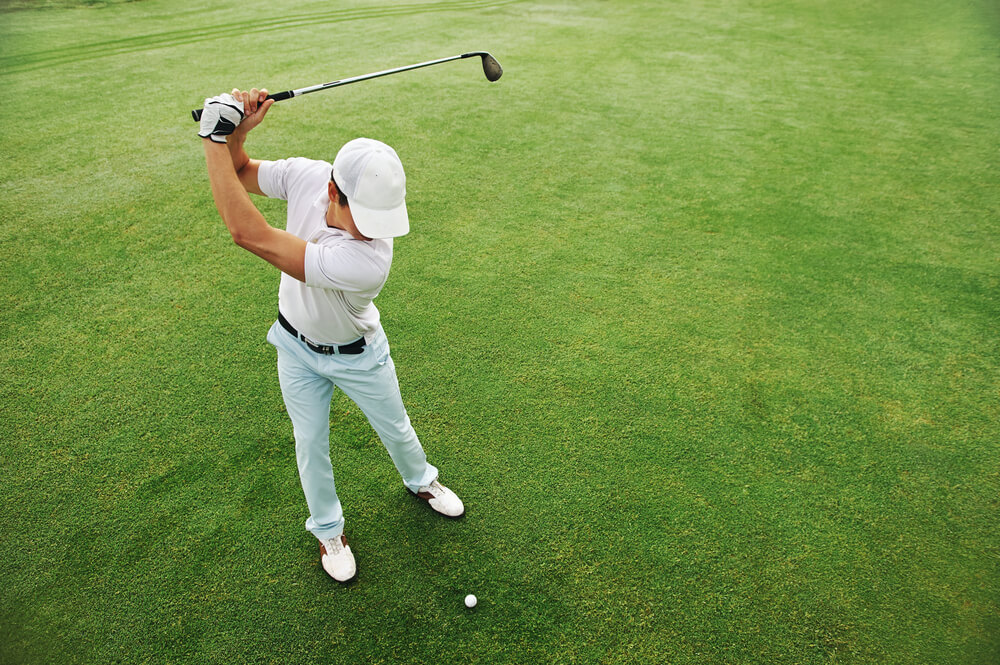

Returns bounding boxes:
[257,157,393,345]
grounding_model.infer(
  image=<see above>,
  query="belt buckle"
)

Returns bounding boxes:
[301,333,334,355]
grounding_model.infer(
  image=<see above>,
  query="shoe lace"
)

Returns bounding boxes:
[423,480,444,497]
[322,537,344,555]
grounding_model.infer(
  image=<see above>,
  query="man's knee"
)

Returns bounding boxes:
[374,415,418,445]
[293,425,331,451]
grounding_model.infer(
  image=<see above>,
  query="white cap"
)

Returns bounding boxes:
[332,138,409,238]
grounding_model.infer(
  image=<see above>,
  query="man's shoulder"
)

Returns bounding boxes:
[316,233,392,265]
[260,156,331,182]
[274,157,332,205]
[280,157,333,179]
[306,235,393,293]
[258,156,332,202]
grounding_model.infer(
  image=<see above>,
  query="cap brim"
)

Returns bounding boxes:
[350,199,410,239]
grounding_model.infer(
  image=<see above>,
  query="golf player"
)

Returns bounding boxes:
[198,88,464,583]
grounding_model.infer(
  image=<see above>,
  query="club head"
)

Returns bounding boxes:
[481,53,503,82]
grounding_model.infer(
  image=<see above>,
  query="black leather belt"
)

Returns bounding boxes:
[278,312,366,355]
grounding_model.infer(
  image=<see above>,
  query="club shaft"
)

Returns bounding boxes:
[191,52,486,121]
[293,53,476,95]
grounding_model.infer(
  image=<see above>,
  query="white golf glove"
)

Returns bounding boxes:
[197,93,244,143]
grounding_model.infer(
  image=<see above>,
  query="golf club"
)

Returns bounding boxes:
[191,51,502,121]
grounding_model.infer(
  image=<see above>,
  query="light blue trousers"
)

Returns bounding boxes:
[266,320,438,540]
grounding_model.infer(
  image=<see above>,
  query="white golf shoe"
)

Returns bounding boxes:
[319,534,356,583]
[414,479,465,518]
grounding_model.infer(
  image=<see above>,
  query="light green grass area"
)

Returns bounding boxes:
[2,0,998,663]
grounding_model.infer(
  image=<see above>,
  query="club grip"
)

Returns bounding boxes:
[190,90,293,122]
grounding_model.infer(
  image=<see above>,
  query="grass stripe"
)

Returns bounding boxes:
[0,0,521,73]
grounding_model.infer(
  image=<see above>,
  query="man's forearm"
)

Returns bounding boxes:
[204,139,265,244]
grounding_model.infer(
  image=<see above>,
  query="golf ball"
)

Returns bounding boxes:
[464,594,477,608]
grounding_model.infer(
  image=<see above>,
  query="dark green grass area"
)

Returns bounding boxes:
[2,0,998,663]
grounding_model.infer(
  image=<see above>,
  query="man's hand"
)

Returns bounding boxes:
[198,93,245,143]
[229,88,274,138]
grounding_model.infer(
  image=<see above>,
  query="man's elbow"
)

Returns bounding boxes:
[230,226,263,252]
[223,210,265,250]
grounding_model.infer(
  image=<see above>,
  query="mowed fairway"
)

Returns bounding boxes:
[1,0,998,662]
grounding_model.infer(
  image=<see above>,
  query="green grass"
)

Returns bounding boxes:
[2,0,998,662]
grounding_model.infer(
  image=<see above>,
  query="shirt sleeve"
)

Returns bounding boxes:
[304,242,388,293]
[256,159,291,200]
